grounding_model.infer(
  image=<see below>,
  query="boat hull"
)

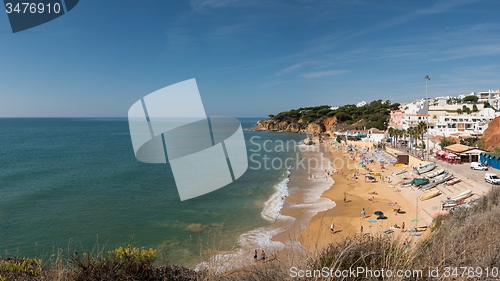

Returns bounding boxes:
[446,178,461,186]
[419,190,440,201]
[416,163,436,175]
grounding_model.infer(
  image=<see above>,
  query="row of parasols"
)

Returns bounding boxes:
[434,150,460,163]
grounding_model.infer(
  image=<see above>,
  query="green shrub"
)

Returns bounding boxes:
[0,257,42,279]
[71,245,159,281]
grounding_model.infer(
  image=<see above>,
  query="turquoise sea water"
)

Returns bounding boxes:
[0,118,306,267]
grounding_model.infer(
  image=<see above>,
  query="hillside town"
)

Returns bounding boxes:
[338,89,500,167]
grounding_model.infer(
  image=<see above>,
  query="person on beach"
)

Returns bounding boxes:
[261,250,266,261]
[344,194,346,203]
[360,226,363,236]
[361,208,365,217]
[402,222,405,232]
[254,250,258,261]
[330,223,334,233]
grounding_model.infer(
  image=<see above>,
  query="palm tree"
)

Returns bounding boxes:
[401,128,408,149]
[408,127,416,152]
[417,121,427,150]
[397,129,403,149]
[417,121,427,156]
[394,129,400,149]
[388,127,394,147]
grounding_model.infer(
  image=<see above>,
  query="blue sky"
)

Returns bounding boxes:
[1,0,500,117]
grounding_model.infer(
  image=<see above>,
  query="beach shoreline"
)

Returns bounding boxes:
[199,137,495,273]
[272,138,495,263]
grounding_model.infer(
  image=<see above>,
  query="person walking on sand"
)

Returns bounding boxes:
[261,250,266,261]
[253,250,258,261]
[360,226,363,236]
[402,222,405,232]
[344,194,347,203]
[361,208,365,218]
[330,223,334,234]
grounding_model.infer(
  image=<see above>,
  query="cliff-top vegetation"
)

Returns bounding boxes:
[268,100,400,131]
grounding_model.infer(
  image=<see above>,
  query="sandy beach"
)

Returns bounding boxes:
[272,139,495,261]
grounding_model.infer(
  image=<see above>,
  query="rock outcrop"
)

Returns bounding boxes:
[256,117,334,135]
[256,120,304,133]
[481,116,500,151]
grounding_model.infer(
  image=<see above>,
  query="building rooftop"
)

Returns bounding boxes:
[443,144,476,153]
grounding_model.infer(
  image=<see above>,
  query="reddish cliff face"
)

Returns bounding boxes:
[256,120,304,133]
[256,115,370,135]
[321,116,337,133]
[256,120,325,134]
[482,116,500,151]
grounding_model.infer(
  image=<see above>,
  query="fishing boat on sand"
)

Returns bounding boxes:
[450,190,472,201]
[445,178,461,186]
[392,168,406,176]
[419,189,440,201]
[419,174,453,191]
[434,172,450,180]
[442,202,457,209]
[427,169,445,178]
[415,162,436,175]
[411,178,429,186]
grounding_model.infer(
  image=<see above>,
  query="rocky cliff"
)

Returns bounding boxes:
[255,100,395,135]
[256,115,372,135]
[256,117,339,135]
[481,116,500,151]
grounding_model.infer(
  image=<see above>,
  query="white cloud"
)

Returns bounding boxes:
[189,0,256,12]
[301,70,350,79]
[272,61,317,77]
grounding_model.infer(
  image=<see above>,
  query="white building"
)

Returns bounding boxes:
[404,99,427,115]
[428,108,500,137]
[330,106,339,110]
[401,113,429,126]
[429,96,453,106]
[474,89,500,110]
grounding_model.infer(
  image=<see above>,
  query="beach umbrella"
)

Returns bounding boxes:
[359,162,364,165]
[374,211,384,216]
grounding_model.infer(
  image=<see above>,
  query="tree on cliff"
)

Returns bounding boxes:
[464,95,478,103]
[440,136,456,147]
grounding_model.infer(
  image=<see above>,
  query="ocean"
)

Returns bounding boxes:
[0,118,315,268]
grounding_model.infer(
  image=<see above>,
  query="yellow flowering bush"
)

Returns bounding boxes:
[72,244,158,280]
[108,245,157,265]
